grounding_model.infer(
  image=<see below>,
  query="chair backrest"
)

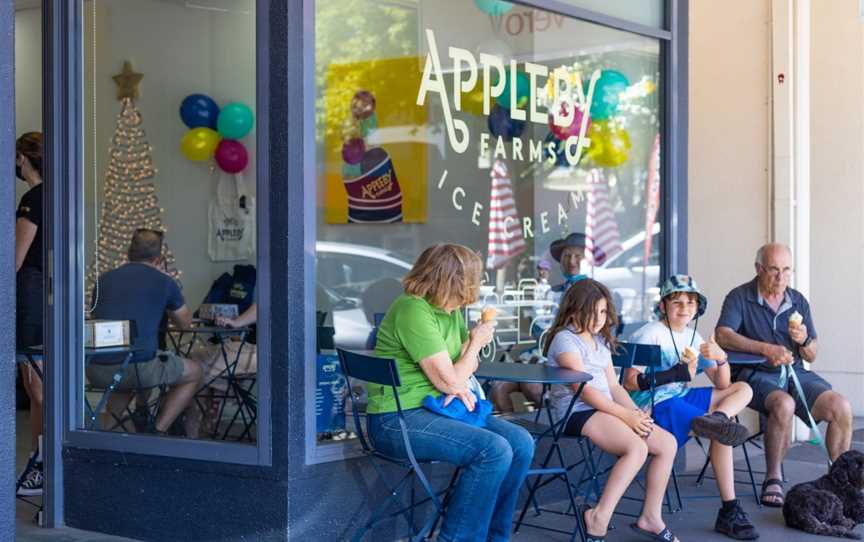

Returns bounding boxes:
[612,342,662,407]
[337,349,400,387]
[336,349,403,454]
[611,342,661,370]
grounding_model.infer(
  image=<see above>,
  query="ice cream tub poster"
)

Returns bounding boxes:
[324,57,428,224]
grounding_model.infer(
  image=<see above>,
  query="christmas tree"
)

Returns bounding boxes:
[86,61,181,298]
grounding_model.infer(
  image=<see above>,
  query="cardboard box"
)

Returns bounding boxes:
[85,320,131,348]
[199,303,239,322]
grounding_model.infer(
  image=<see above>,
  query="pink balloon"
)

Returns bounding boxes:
[548,102,589,140]
[214,139,248,173]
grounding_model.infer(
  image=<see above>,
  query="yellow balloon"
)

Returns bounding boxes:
[585,120,631,168]
[461,84,486,116]
[180,127,221,162]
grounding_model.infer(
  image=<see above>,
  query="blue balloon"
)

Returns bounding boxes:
[488,104,525,141]
[179,94,220,129]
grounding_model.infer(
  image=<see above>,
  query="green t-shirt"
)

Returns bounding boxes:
[369,294,468,414]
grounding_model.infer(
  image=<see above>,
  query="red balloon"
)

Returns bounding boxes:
[214,139,248,173]
[548,102,589,140]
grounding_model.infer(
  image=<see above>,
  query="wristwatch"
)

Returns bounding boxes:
[802,336,813,348]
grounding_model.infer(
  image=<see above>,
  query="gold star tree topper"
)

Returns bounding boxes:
[113,61,143,100]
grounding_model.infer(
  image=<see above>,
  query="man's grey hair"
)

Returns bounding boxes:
[755,246,766,266]
[755,243,791,266]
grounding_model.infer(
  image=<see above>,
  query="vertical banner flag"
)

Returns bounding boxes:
[585,168,622,266]
[486,160,526,269]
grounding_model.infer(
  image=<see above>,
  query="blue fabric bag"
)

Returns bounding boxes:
[422,391,493,427]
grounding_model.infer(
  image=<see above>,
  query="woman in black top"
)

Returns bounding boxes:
[15,132,44,495]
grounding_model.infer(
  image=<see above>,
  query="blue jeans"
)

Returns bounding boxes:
[368,408,534,542]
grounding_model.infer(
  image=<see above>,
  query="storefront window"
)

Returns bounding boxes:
[557,0,665,29]
[79,0,259,444]
[313,0,662,451]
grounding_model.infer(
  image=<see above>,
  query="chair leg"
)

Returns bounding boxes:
[671,467,683,513]
[741,441,760,506]
[695,453,711,487]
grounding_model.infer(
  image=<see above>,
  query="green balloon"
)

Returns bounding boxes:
[588,70,629,120]
[217,102,255,139]
[496,71,530,110]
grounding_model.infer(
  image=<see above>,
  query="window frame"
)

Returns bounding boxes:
[49,0,273,468]
[304,0,688,464]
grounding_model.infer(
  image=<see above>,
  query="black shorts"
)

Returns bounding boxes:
[564,409,598,437]
[16,267,43,349]
[734,364,832,422]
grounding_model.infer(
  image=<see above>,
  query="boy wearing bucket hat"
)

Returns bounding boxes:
[624,275,759,540]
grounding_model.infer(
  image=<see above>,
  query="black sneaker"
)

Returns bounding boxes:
[691,412,749,447]
[715,502,759,540]
[17,460,43,497]
[131,404,151,433]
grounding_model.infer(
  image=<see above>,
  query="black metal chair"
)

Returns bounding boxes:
[610,342,682,514]
[336,348,459,542]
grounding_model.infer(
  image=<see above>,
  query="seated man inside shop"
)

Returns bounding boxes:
[88,228,203,435]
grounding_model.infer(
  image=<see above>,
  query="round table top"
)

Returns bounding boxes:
[474,362,592,385]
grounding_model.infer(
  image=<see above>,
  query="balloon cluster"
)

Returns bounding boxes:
[341,90,379,177]
[541,68,632,168]
[179,94,254,174]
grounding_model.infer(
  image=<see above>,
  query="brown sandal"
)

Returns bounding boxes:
[761,478,784,507]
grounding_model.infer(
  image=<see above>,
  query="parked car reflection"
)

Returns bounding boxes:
[316,241,412,349]
[593,223,661,323]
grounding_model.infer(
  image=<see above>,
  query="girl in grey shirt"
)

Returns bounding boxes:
[542,279,681,542]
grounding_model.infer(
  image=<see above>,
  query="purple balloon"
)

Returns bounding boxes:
[342,138,366,165]
[214,139,248,174]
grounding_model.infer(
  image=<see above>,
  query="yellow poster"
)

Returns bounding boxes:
[323,56,428,224]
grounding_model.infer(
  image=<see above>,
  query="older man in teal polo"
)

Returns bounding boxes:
[715,243,852,508]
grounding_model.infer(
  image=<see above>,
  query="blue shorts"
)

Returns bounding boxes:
[651,387,713,448]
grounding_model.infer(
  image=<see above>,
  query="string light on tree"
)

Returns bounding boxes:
[86,61,182,299]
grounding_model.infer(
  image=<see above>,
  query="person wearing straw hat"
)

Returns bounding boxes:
[548,232,589,304]
[716,243,852,508]
[625,275,759,540]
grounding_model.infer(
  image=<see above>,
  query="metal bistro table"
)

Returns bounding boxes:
[167,325,256,441]
[473,362,592,541]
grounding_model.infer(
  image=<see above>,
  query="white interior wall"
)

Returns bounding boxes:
[83,0,257,307]
[810,0,864,412]
[16,1,257,308]
[14,6,41,204]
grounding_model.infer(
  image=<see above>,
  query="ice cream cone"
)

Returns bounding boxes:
[481,306,498,323]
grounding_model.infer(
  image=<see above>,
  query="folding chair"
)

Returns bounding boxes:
[611,342,682,514]
[336,349,459,542]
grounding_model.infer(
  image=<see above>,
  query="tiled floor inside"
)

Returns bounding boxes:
[14,409,864,541]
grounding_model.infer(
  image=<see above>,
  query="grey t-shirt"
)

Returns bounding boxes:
[545,327,612,420]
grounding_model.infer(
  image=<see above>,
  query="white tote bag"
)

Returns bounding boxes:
[208,173,256,262]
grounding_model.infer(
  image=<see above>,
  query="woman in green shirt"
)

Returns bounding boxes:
[368,244,534,542]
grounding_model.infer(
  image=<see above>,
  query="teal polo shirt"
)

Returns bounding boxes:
[716,278,817,370]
